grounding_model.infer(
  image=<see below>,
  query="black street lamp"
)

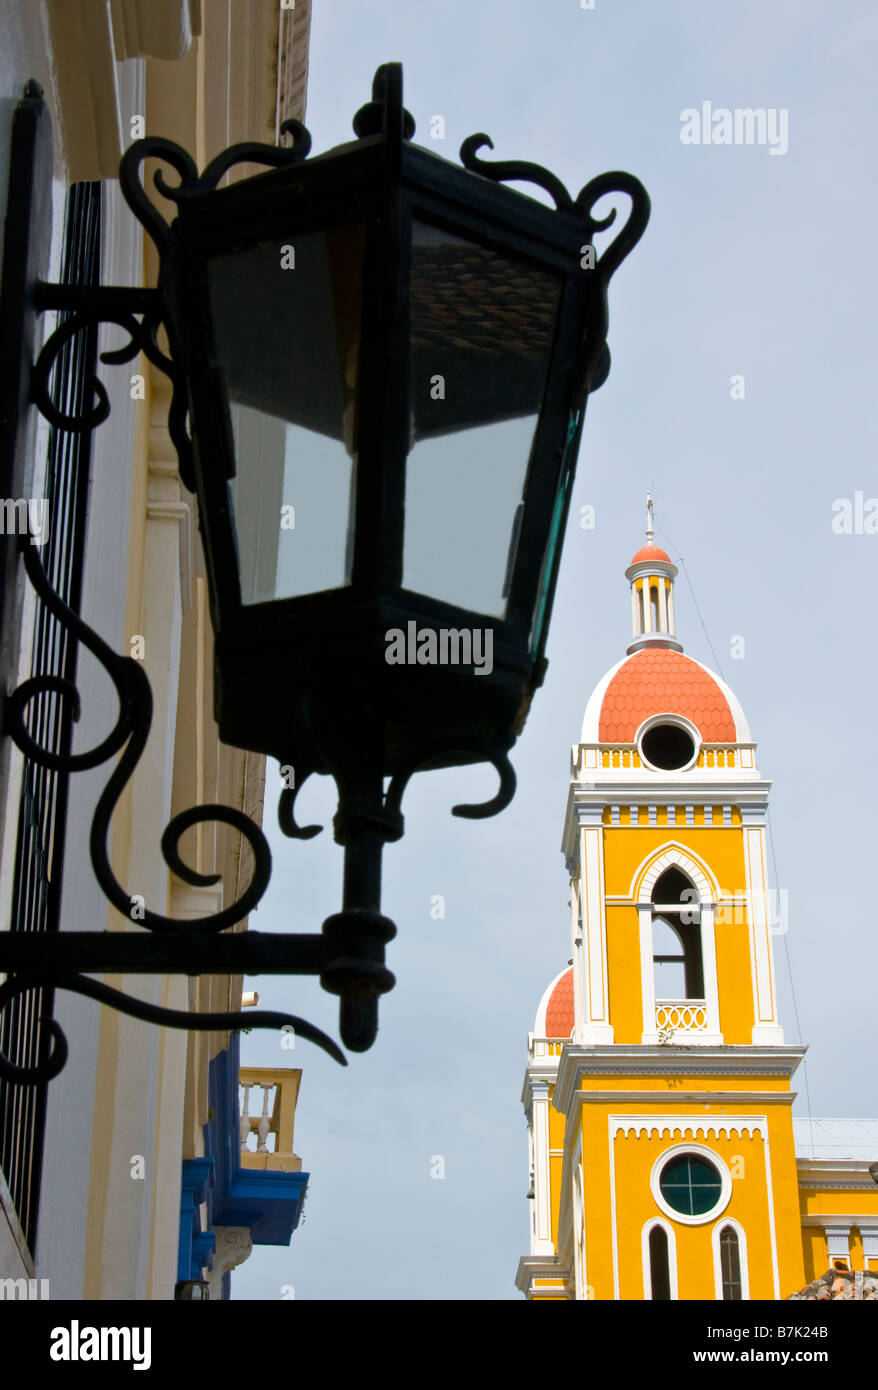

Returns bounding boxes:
[0,67,648,1076]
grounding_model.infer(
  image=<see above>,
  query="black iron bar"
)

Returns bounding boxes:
[33,281,160,315]
[0,930,328,975]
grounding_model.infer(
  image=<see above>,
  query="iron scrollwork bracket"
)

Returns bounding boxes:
[0,91,344,1085]
[0,522,348,1079]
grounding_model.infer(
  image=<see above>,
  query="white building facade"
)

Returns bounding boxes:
[0,0,313,1301]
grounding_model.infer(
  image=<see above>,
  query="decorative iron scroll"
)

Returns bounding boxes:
[0,109,352,1074]
[118,120,312,260]
[0,528,346,1077]
[458,133,651,269]
[0,972,345,1084]
[458,134,649,400]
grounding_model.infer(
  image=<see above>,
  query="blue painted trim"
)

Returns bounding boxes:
[177,1033,309,1289]
[179,1157,216,1281]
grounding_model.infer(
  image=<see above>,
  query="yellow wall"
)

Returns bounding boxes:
[569,1091,805,1300]
[798,1185,878,1281]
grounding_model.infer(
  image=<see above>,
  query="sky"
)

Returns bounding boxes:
[235,0,878,1301]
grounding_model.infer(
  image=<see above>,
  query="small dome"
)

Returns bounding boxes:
[534,966,574,1038]
[630,543,671,566]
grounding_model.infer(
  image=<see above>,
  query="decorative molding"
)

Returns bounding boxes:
[206,1225,252,1298]
[147,411,193,612]
[570,1089,795,1106]
[801,1214,878,1227]
[514,1255,571,1298]
[578,824,612,1040]
[520,1063,560,1114]
[46,0,124,180]
[615,1115,767,1140]
[743,823,783,1040]
[798,1170,878,1191]
[532,1088,552,1251]
[276,0,312,136]
[632,841,718,904]
[110,0,201,60]
[553,1044,805,1116]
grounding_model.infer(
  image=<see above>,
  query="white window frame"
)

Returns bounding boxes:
[826,1224,851,1269]
[637,849,722,1045]
[642,1217,678,1299]
[712,1218,750,1300]
[651,1144,732,1227]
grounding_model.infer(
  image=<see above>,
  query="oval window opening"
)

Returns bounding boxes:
[641,723,695,771]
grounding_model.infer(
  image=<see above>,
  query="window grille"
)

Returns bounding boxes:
[719,1225,743,1300]
[0,180,101,1255]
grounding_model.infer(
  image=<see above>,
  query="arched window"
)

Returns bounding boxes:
[652,866,704,999]
[719,1225,742,1299]
[650,582,660,631]
[648,1225,671,1300]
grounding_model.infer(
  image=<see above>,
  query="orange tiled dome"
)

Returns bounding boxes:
[545,967,574,1036]
[599,648,736,743]
[630,543,671,565]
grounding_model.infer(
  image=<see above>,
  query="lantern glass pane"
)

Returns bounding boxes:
[207,224,363,604]
[403,221,561,617]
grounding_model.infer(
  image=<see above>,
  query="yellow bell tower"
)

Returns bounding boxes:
[518,500,813,1301]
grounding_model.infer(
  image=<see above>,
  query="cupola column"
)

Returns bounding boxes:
[625,495,683,656]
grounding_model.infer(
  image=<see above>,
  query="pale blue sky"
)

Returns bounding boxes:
[236,0,878,1300]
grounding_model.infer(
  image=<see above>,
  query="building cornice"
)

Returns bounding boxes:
[569,1089,796,1107]
[800,1213,878,1226]
[110,0,201,60]
[521,1060,560,1111]
[561,783,772,869]
[570,779,771,798]
[514,1255,570,1298]
[797,1158,878,1190]
[553,1044,806,1116]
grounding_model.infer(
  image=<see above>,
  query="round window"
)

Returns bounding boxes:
[640,723,695,770]
[659,1154,722,1216]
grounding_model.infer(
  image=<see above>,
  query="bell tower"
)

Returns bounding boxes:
[517,504,808,1302]
[567,496,784,1051]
